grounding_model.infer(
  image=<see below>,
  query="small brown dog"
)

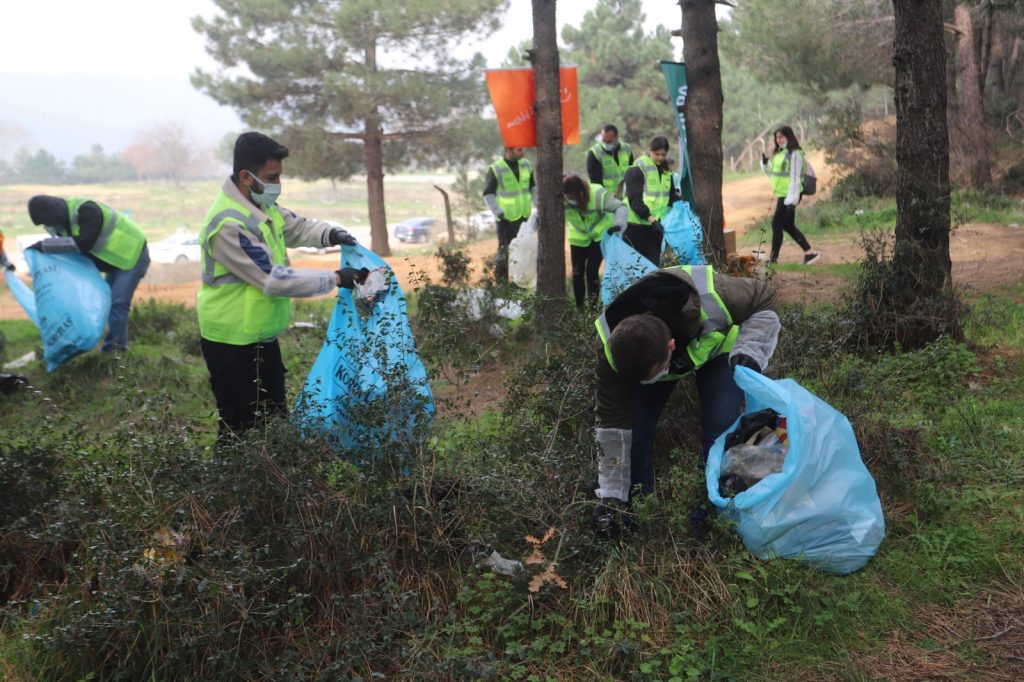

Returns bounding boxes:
[725,254,758,276]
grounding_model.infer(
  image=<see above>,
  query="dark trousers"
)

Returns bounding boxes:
[570,242,602,308]
[495,217,524,283]
[624,222,663,266]
[200,337,288,437]
[770,198,812,261]
[629,354,743,500]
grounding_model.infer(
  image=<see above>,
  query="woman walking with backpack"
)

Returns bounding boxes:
[760,126,819,264]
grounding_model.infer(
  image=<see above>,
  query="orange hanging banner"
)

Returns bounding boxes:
[485,67,580,147]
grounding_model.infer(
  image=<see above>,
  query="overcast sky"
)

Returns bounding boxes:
[1,0,686,80]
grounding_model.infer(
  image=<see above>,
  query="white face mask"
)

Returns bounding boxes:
[602,141,617,152]
[640,365,670,385]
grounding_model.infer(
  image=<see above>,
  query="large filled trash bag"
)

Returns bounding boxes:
[600,231,657,305]
[508,213,538,288]
[294,244,434,463]
[706,367,885,575]
[4,251,110,371]
[661,200,706,265]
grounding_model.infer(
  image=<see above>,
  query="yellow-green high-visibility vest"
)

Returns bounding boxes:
[566,183,616,247]
[589,141,632,194]
[769,149,803,198]
[626,155,672,224]
[65,198,146,270]
[197,191,290,345]
[595,265,740,381]
[489,158,533,221]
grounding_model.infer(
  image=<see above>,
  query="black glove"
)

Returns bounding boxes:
[4,262,14,272]
[328,228,357,247]
[761,153,769,165]
[336,267,370,289]
[730,354,761,373]
[606,225,622,235]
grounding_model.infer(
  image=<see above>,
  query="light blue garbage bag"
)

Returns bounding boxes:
[4,251,111,371]
[294,244,434,462]
[600,232,658,306]
[661,200,706,265]
[706,367,885,574]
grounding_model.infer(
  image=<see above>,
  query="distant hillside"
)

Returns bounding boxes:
[0,73,243,161]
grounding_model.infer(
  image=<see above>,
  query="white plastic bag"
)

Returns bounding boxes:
[508,213,538,288]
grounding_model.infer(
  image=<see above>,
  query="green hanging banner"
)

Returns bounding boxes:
[660,60,696,207]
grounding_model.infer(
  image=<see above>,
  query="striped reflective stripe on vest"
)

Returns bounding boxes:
[636,157,671,201]
[88,208,119,254]
[595,312,616,370]
[681,265,733,333]
[201,208,264,285]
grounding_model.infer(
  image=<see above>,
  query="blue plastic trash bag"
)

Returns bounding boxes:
[295,244,434,462]
[706,367,885,574]
[4,251,111,371]
[661,200,706,265]
[600,232,658,306]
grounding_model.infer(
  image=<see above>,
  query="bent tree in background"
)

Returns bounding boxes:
[875,0,962,348]
[192,0,505,257]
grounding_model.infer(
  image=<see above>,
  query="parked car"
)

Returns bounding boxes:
[468,211,496,234]
[150,231,202,265]
[394,217,436,244]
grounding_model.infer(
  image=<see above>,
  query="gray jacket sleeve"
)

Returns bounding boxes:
[209,221,336,298]
[714,273,781,371]
[483,193,502,219]
[277,206,335,248]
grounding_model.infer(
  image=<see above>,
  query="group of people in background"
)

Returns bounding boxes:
[483,123,820,310]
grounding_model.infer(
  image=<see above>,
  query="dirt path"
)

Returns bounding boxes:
[2,156,1021,321]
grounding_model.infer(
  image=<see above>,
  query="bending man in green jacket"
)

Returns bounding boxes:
[198,131,364,438]
[593,266,780,535]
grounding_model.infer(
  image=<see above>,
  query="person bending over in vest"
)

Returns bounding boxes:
[563,173,628,309]
[592,265,780,536]
[26,195,150,352]
[587,124,634,199]
[198,131,363,439]
[623,136,680,267]
[482,146,537,284]
[760,126,819,265]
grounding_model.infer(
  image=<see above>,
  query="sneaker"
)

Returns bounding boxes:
[803,252,821,265]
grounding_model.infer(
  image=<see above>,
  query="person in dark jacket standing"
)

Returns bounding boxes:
[587,124,634,198]
[482,147,537,283]
[622,136,680,266]
[592,265,780,534]
[26,195,151,352]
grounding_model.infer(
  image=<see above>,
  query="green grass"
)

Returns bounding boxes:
[1,250,1023,679]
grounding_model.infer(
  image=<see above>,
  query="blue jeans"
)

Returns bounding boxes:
[629,353,743,500]
[103,244,150,351]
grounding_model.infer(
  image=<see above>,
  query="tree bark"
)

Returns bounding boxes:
[680,0,725,263]
[892,0,955,304]
[532,0,566,312]
[364,41,391,257]
[953,2,992,187]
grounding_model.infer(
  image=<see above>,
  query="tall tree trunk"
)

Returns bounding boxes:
[891,0,959,343]
[364,41,391,257]
[954,2,992,187]
[532,0,566,312]
[680,0,725,263]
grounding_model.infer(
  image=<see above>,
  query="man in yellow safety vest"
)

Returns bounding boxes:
[482,146,536,283]
[197,131,365,438]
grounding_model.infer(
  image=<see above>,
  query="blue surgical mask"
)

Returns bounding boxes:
[248,172,282,208]
[602,142,617,152]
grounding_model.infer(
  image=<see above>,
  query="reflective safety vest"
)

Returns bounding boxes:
[566,183,616,247]
[64,198,146,270]
[768,149,803,198]
[589,142,632,194]
[595,265,740,381]
[197,191,290,345]
[490,158,533,221]
[626,155,672,224]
